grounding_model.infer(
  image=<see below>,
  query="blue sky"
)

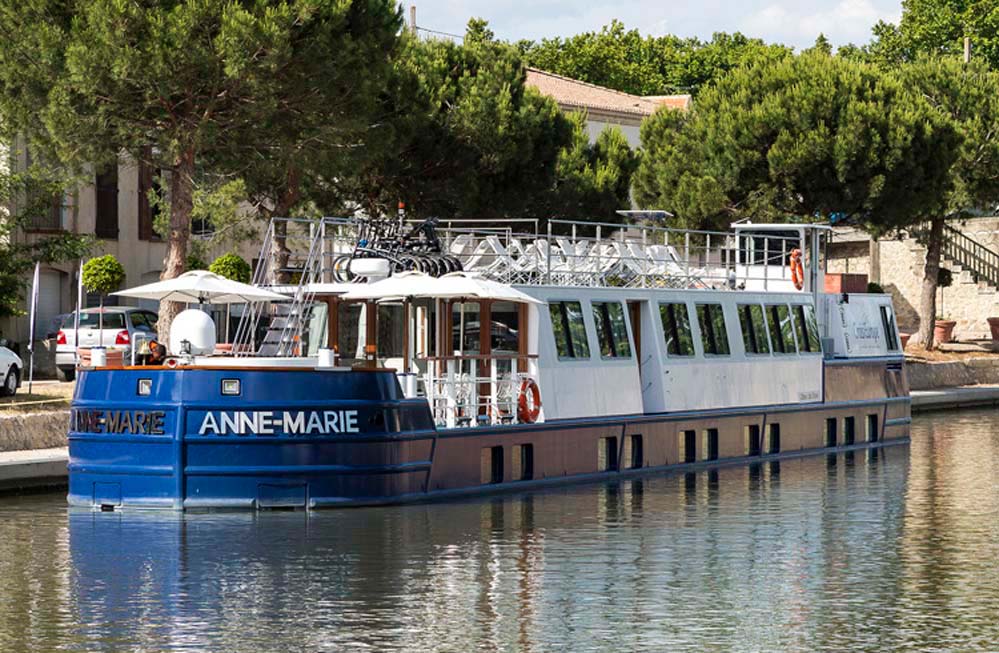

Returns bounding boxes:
[409,0,903,50]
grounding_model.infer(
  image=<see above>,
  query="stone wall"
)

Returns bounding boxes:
[907,358,999,390]
[831,219,999,340]
[0,411,69,453]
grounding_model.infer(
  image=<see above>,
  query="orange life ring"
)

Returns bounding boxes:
[790,248,804,290]
[165,357,180,369]
[517,378,542,423]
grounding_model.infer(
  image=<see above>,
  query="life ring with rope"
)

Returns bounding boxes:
[790,248,804,290]
[517,378,542,423]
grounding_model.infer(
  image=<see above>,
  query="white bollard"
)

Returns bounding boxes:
[317,348,337,368]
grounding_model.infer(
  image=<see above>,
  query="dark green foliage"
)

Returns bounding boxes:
[0,165,92,317]
[633,52,960,232]
[519,21,792,96]
[937,267,953,288]
[81,255,125,295]
[209,253,251,284]
[867,282,885,294]
[342,24,573,220]
[868,0,999,68]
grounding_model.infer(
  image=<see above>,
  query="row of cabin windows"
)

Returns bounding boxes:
[661,301,822,358]
[550,298,895,361]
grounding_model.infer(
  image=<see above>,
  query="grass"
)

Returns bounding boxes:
[0,383,74,414]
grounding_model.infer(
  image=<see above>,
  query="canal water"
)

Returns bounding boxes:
[1,409,997,652]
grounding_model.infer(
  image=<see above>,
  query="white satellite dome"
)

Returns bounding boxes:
[169,308,216,356]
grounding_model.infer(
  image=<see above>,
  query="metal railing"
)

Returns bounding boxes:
[941,223,999,288]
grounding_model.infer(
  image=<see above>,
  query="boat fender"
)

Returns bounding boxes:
[790,248,804,290]
[517,378,542,423]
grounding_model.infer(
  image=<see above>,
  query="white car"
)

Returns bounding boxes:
[55,307,159,381]
[0,339,22,397]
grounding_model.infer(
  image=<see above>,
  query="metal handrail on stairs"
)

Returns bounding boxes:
[940,224,999,288]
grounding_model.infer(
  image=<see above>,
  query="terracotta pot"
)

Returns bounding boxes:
[899,333,911,349]
[988,317,999,341]
[934,320,957,344]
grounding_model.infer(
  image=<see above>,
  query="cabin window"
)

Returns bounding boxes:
[843,416,856,445]
[746,424,762,456]
[766,304,797,354]
[880,305,899,352]
[825,418,838,447]
[867,414,879,442]
[681,429,697,463]
[738,304,770,354]
[337,303,364,365]
[695,304,730,356]
[481,446,503,484]
[512,444,534,481]
[704,428,719,461]
[768,423,781,454]
[592,301,632,358]
[452,302,481,354]
[549,301,590,360]
[626,434,643,469]
[491,301,521,354]
[598,436,618,471]
[791,305,822,354]
[378,304,405,359]
[659,302,695,357]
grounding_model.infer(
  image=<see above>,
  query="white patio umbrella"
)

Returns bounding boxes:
[341,270,541,304]
[111,270,288,304]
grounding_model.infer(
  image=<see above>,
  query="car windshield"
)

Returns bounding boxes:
[130,312,158,330]
[61,311,125,330]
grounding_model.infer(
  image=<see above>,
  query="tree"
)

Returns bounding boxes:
[0,0,403,338]
[519,21,791,96]
[868,0,999,68]
[0,161,91,320]
[533,112,638,224]
[339,23,572,221]
[209,253,251,284]
[894,58,999,348]
[633,52,958,234]
[81,254,125,345]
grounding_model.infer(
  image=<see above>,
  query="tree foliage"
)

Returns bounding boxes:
[535,112,638,222]
[632,52,959,232]
[868,0,999,68]
[81,254,125,295]
[0,162,92,318]
[0,0,402,335]
[519,21,791,96]
[340,24,572,220]
[209,253,251,284]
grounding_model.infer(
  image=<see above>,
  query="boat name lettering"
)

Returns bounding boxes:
[197,410,360,436]
[73,410,166,435]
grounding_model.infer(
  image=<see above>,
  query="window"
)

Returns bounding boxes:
[481,446,503,484]
[880,305,899,352]
[867,414,879,443]
[626,435,643,469]
[738,304,770,354]
[746,424,762,456]
[549,301,590,359]
[659,302,695,357]
[592,301,631,358]
[681,429,696,463]
[825,418,838,447]
[696,304,730,355]
[598,436,618,471]
[792,305,822,353]
[766,304,797,354]
[705,428,719,461]
[95,165,119,239]
[512,444,533,481]
[768,423,781,454]
[64,311,125,330]
[843,416,856,445]
[129,312,157,331]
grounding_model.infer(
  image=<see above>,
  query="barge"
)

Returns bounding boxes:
[68,218,909,510]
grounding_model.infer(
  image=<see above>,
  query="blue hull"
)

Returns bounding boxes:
[69,363,911,510]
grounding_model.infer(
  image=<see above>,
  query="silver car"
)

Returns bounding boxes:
[0,339,22,396]
[55,308,158,381]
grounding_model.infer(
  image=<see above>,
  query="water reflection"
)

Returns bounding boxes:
[4,412,999,651]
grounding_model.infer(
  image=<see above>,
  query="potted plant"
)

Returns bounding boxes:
[934,267,956,344]
[81,254,126,346]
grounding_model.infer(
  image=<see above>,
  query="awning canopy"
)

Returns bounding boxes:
[341,270,542,304]
[112,270,288,304]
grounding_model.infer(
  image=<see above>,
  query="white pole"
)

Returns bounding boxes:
[75,259,83,368]
[27,262,39,394]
